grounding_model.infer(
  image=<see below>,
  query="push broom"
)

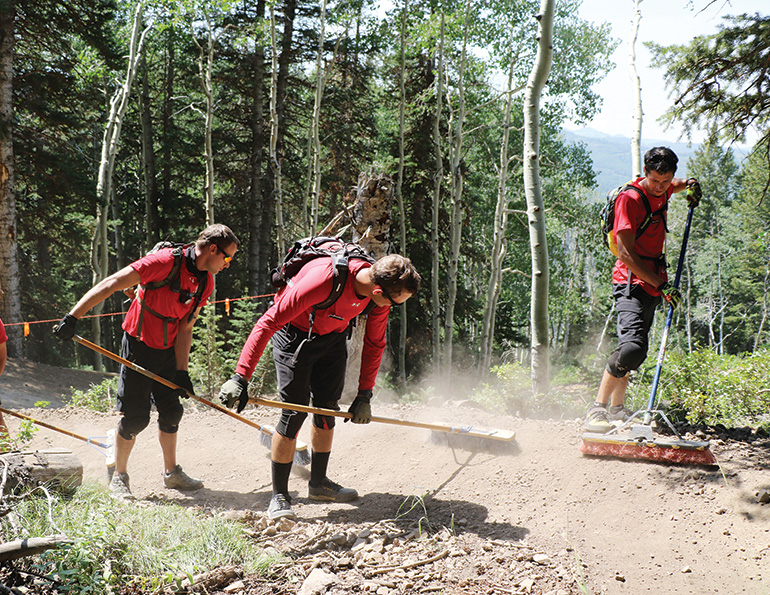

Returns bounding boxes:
[248,397,518,455]
[72,335,311,466]
[580,204,717,466]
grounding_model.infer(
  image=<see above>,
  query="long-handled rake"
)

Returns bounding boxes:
[249,397,518,455]
[72,335,311,466]
[1,406,116,474]
[580,205,717,466]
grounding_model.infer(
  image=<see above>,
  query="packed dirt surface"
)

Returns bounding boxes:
[2,358,770,594]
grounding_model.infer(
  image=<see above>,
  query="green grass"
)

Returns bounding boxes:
[6,483,278,593]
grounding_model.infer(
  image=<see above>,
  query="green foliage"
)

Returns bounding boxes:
[68,378,119,413]
[8,483,273,593]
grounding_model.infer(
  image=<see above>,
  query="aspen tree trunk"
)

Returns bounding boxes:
[443,0,471,377]
[0,0,23,357]
[194,10,217,226]
[754,265,769,351]
[309,0,327,234]
[161,27,175,228]
[431,12,445,372]
[395,0,409,393]
[629,0,643,178]
[480,25,520,374]
[522,0,553,394]
[91,2,149,370]
[269,2,285,257]
[139,52,159,249]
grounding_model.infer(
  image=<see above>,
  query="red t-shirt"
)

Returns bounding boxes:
[0,317,6,344]
[612,177,672,295]
[122,248,213,349]
[235,257,390,391]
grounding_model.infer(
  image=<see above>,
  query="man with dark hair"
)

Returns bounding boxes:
[54,224,240,499]
[219,250,421,520]
[584,147,701,433]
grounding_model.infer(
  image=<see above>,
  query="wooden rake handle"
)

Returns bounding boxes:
[250,397,515,441]
[0,406,110,449]
[72,335,272,436]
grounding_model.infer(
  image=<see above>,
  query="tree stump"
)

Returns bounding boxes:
[0,449,83,494]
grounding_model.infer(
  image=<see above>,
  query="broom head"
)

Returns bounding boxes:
[580,431,716,466]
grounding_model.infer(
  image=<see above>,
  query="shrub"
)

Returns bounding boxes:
[68,378,118,412]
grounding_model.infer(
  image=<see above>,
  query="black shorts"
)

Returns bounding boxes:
[117,332,179,423]
[611,283,661,371]
[272,324,347,436]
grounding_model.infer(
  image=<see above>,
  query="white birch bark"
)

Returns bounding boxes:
[309,0,327,234]
[629,0,643,178]
[522,0,554,394]
[431,12,445,371]
[269,2,285,256]
[442,0,471,377]
[91,2,150,369]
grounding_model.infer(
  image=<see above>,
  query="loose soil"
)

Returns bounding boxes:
[2,358,769,594]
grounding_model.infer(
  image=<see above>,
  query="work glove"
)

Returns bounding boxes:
[172,370,195,399]
[219,374,250,413]
[657,282,683,310]
[346,390,372,424]
[685,178,701,208]
[53,313,78,341]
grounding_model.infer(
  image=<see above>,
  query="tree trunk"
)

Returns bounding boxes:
[0,450,83,494]
[195,10,216,226]
[628,0,643,178]
[91,2,149,370]
[522,0,554,394]
[0,0,23,358]
[161,26,176,237]
[395,0,409,394]
[443,0,471,378]
[431,12,445,374]
[270,1,285,258]
[309,0,327,235]
[139,51,159,249]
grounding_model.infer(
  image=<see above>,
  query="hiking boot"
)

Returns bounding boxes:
[109,472,136,501]
[163,465,203,491]
[267,493,297,521]
[583,405,612,434]
[608,405,637,424]
[308,477,359,503]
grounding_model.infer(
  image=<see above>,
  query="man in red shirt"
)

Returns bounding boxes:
[219,251,421,520]
[54,224,240,499]
[584,147,701,433]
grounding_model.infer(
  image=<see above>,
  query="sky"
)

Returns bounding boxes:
[568,0,765,144]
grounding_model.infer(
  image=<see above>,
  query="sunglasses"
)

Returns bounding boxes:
[217,245,234,264]
[378,284,398,306]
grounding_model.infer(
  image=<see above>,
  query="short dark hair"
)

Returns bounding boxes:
[196,224,240,251]
[644,147,678,175]
[370,254,421,296]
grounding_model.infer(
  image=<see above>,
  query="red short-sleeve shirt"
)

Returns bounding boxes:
[0,318,6,344]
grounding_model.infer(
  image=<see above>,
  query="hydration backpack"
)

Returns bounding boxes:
[600,182,667,256]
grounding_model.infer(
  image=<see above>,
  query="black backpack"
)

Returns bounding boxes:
[600,182,667,256]
[271,236,377,334]
[133,241,208,347]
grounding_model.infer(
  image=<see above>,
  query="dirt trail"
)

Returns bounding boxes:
[2,359,770,594]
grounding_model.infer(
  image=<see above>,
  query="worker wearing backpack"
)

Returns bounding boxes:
[584,147,701,434]
[54,224,240,499]
[219,246,421,521]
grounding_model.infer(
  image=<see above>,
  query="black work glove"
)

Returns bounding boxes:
[53,313,78,341]
[346,390,372,424]
[657,282,683,310]
[685,178,701,208]
[173,370,195,399]
[219,374,249,413]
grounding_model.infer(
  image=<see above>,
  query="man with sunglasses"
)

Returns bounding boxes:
[54,224,240,499]
[220,251,420,521]
[584,147,701,434]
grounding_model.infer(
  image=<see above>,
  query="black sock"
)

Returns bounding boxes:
[310,451,330,487]
[271,460,292,497]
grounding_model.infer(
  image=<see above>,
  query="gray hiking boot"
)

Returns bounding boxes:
[163,465,203,491]
[308,477,359,503]
[109,472,136,501]
[267,493,297,521]
[608,404,637,423]
[584,405,612,434]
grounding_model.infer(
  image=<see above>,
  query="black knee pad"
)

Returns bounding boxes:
[276,409,308,439]
[157,401,184,434]
[608,342,647,377]
[312,413,337,431]
[118,414,150,440]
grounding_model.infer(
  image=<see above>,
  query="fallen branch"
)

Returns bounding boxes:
[0,535,71,562]
[368,548,449,576]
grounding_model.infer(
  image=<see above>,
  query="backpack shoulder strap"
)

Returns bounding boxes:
[143,246,185,291]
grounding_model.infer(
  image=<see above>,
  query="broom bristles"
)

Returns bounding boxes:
[580,434,717,466]
[258,427,311,466]
[429,429,519,455]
